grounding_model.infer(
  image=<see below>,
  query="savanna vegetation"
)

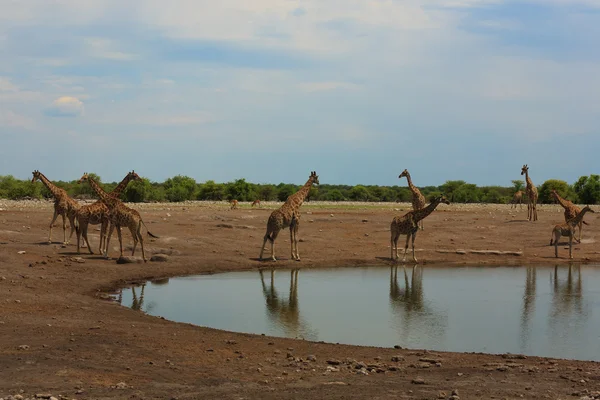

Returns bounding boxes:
[1,174,599,205]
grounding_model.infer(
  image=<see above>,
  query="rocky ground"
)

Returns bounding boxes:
[1,199,600,400]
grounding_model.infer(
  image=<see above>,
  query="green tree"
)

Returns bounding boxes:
[439,180,467,201]
[197,180,225,200]
[349,185,372,201]
[322,189,346,201]
[225,178,253,201]
[123,178,153,202]
[511,180,525,193]
[573,175,600,204]
[277,184,297,202]
[71,173,103,198]
[538,179,575,204]
[164,175,197,202]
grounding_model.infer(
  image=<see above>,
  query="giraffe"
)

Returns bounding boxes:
[251,199,261,208]
[79,173,158,262]
[75,171,141,254]
[31,170,80,245]
[520,165,538,221]
[398,169,427,230]
[390,195,450,262]
[511,190,524,209]
[550,206,594,259]
[230,199,238,210]
[551,189,589,243]
[259,171,319,261]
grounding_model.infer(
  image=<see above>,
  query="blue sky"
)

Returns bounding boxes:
[0,0,599,187]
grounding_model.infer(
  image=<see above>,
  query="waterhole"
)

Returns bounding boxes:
[115,265,600,361]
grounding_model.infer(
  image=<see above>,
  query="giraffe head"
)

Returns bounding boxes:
[398,169,409,179]
[581,205,595,214]
[31,170,42,183]
[550,189,559,199]
[520,164,529,176]
[436,195,451,205]
[310,171,319,185]
[77,172,90,184]
[127,170,142,182]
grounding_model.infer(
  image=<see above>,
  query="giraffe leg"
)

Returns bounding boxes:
[61,213,67,244]
[80,220,94,254]
[554,231,559,258]
[48,209,59,243]
[104,224,115,259]
[390,233,395,261]
[402,234,410,263]
[411,232,418,263]
[136,221,146,262]
[99,220,108,254]
[131,223,139,256]
[293,219,300,261]
[76,218,82,254]
[577,221,583,243]
[66,214,77,244]
[569,233,573,259]
[289,224,295,260]
[259,236,269,260]
[117,225,125,258]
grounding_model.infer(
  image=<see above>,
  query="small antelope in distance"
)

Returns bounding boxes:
[252,199,261,208]
[230,199,238,210]
[550,206,595,259]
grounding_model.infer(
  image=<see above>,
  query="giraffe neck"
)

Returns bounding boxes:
[37,173,65,199]
[570,209,590,226]
[110,174,134,198]
[87,177,117,209]
[412,199,443,222]
[286,178,314,209]
[553,192,570,208]
[404,172,418,193]
[525,172,534,189]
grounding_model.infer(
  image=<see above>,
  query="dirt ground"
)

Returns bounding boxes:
[1,200,600,400]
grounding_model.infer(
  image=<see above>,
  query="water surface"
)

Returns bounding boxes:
[116,265,600,361]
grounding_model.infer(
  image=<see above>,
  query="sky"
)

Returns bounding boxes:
[0,0,599,187]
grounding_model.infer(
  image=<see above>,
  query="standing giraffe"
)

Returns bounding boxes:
[390,195,450,262]
[259,171,319,261]
[550,206,594,259]
[511,190,524,209]
[31,170,80,245]
[551,189,589,243]
[398,169,427,230]
[75,171,141,254]
[520,165,538,221]
[79,173,158,262]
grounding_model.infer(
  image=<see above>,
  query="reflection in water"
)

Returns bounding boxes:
[259,269,317,340]
[388,265,446,343]
[520,266,536,351]
[549,265,585,330]
[131,284,145,311]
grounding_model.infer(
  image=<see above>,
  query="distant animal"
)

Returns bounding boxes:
[252,199,261,208]
[511,190,524,209]
[260,171,319,261]
[399,169,427,230]
[230,199,238,210]
[550,206,595,259]
[521,165,538,221]
[390,195,450,263]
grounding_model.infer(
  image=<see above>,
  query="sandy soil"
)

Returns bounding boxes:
[1,200,600,400]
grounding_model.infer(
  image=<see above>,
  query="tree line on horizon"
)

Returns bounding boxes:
[0,174,599,205]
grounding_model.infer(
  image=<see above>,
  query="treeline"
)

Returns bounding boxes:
[1,174,599,205]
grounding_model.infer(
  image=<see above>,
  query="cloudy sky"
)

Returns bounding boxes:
[1,0,599,186]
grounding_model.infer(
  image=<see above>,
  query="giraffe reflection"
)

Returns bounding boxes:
[388,265,446,342]
[550,265,584,320]
[258,269,317,340]
[519,267,536,351]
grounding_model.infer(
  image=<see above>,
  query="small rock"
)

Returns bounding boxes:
[17,344,30,350]
[307,354,317,362]
[330,214,334,217]
[150,254,169,262]
[35,394,52,399]
[438,391,447,399]
[326,366,339,372]
[114,382,129,389]
[391,356,404,362]
[362,219,368,223]
[411,377,426,384]
[17,251,26,254]
[327,359,341,365]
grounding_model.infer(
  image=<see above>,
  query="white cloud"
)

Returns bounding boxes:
[45,96,84,117]
[297,81,360,93]
[84,37,137,60]
[0,110,36,130]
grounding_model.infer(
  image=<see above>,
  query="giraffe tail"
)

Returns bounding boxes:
[583,221,590,226]
[141,220,159,238]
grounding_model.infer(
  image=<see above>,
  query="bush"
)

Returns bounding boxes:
[164,175,197,202]
[573,175,600,204]
[197,180,225,201]
[538,179,576,204]
[123,178,153,202]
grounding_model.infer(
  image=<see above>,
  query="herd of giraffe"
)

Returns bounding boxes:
[30,164,594,265]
